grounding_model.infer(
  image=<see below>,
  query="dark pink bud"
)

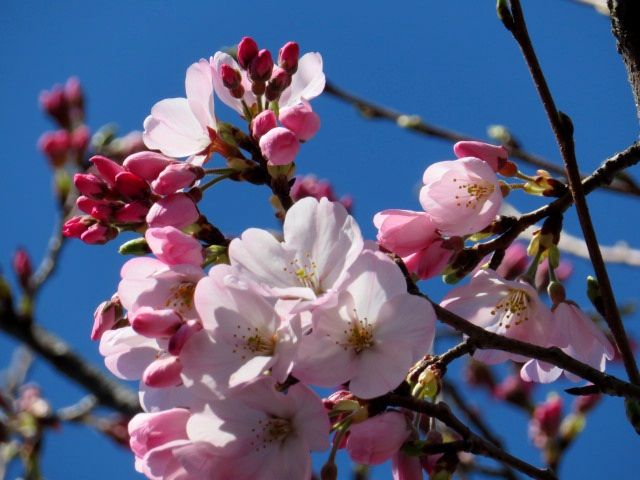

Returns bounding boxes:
[168,320,202,355]
[142,355,182,388]
[220,64,242,89]
[12,248,32,289]
[64,76,84,109]
[258,127,300,166]
[279,100,321,141]
[80,223,118,244]
[39,86,70,127]
[77,196,114,222]
[123,151,174,182]
[114,171,150,200]
[131,308,182,338]
[278,41,299,74]
[249,49,274,82]
[70,125,90,152]
[146,193,200,229]
[573,394,601,414]
[91,294,123,341]
[251,110,277,140]
[74,173,109,199]
[265,67,291,101]
[151,163,203,196]
[62,216,94,238]
[532,395,563,438]
[38,130,71,167]
[237,36,259,69]
[113,201,149,224]
[91,155,125,186]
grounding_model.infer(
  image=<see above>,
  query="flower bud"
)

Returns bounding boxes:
[62,216,94,238]
[142,355,183,388]
[70,125,90,152]
[249,49,274,83]
[168,320,202,355]
[39,130,71,167]
[113,201,149,224]
[146,193,200,229]
[80,223,118,244]
[65,77,84,110]
[279,100,321,141]
[278,41,300,74]
[453,141,508,172]
[12,248,32,290]
[237,36,259,69]
[74,173,109,199]
[131,307,182,338]
[91,294,123,341]
[251,110,277,140]
[77,196,114,222]
[151,163,204,196]
[39,86,70,127]
[259,127,300,166]
[220,64,242,90]
[265,67,291,101]
[115,171,151,200]
[118,237,151,256]
[123,151,174,181]
[91,155,125,186]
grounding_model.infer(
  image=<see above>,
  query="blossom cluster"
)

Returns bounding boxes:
[65,36,618,479]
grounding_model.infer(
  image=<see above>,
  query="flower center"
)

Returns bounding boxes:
[490,288,531,328]
[232,325,277,360]
[164,282,196,316]
[340,310,374,353]
[283,253,322,294]
[452,178,495,209]
[250,417,293,451]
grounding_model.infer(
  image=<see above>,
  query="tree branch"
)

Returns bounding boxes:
[0,295,140,416]
[324,80,640,196]
[507,0,640,386]
[386,395,557,480]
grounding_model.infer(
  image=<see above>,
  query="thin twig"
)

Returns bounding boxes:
[324,80,640,196]
[387,395,556,480]
[507,0,640,386]
[0,295,140,416]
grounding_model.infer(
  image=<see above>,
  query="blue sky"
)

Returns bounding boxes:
[1,0,639,478]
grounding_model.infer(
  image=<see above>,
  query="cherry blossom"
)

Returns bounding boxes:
[294,251,436,398]
[346,411,411,465]
[441,270,552,365]
[229,197,363,311]
[143,59,216,164]
[420,157,502,236]
[187,377,329,479]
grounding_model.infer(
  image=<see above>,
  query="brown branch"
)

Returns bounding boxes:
[506,0,640,386]
[323,80,640,196]
[386,395,556,480]
[609,0,640,126]
[0,295,140,416]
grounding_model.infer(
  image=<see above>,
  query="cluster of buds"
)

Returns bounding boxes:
[63,153,204,244]
[38,78,90,168]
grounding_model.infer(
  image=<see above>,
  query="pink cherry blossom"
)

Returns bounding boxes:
[187,376,329,480]
[117,257,204,321]
[180,264,300,397]
[251,109,277,139]
[419,157,502,236]
[129,408,192,480]
[151,163,203,196]
[229,197,363,311]
[143,59,216,163]
[441,270,552,366]
[91,294,123,340]
[279,100,321,141]
[374,209,453,279]
[123,151,174,182]
[294,251,436,398]
[346,412,411,465]
[453,140,508,172]
[145,227,203,267]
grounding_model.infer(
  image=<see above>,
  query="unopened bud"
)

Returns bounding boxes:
[586,276,605,317]
[278,41,299,74]
[265,67,291,102]
[220,64,242,89]
[12,249,32,290]
[498,160,518,177]
[249,49,274,83]
[237,36,259,69]
[547,281,566,305]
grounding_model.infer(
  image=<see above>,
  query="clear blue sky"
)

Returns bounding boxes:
[1,0,639,478]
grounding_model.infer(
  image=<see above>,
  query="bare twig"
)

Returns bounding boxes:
[387,395,557,480]
[0,295,140,416]
[506,0,640,386]
[324,80,640,196]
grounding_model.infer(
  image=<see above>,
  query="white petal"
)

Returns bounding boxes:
[279,52,325,107]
